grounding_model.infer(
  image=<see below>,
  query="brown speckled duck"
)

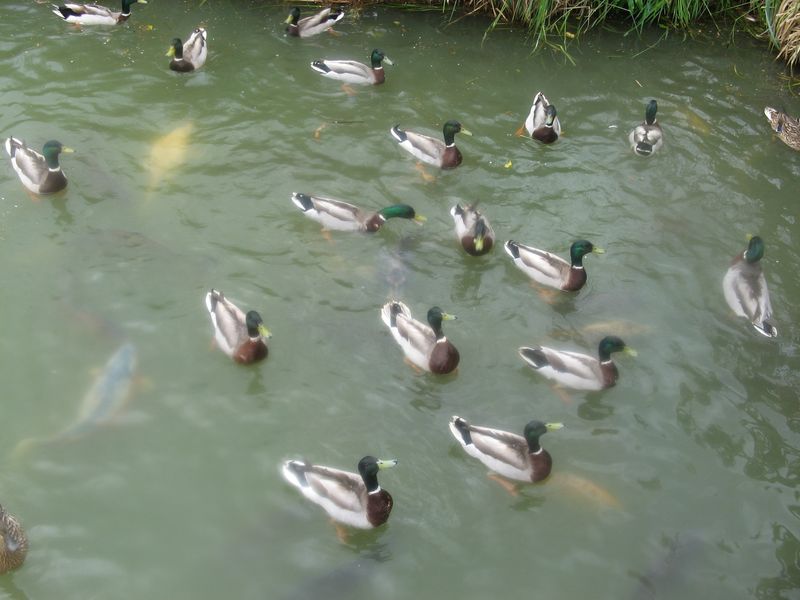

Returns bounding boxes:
[449,417,563,483]
[281,456,397,528]
[764,107,800,151]
[0,504,28,575]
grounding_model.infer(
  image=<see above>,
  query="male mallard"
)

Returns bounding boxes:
[4,137,74,195]
[311,49,392,86]
[0,504,28,575]
[291,192,424,232]
[281,456,397,529]
[450,203,494,256]
[629,99,663,156]
[518,336,636,391]
[764,107,800,151]
[205,289,271,364]
[389,120,472,169]
[285,6,343,38]
[167,28,207,72]
[523,92,561,143]
[504,239,603,292]
[449,416,563,483]
[51,0,147,25]
[722,235,777,338]
[380,301,459,374]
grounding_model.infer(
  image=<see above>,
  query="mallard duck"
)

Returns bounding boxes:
[4,138,74,195]
[518,336,636,391]
[523,92,561,143]
[764,107,800,151]
[449,417,563,483]
[291,192,424,232]
[167,28,207,72]
[285,6,343,38]
[450,203,494,256]
[722,235,777,338]
[311,49,392,86]
[504,239,603,292]
[629,99,663,156]
[389,120,472,169]
[0,504,28,575]
[281,456,397,529]
[205,289,271,364]
[51,0,147,25]
[380,301,459,374]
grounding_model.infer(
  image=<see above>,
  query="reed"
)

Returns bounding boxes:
[769,0,800,66]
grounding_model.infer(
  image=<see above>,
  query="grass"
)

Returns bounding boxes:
[769,0,800,66]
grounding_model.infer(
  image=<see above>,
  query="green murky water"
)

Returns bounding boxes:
[1,1,798,599]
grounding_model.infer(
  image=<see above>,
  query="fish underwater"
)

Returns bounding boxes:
[145,122,194,194]
[12,343,138,459]
[630,533,705,600]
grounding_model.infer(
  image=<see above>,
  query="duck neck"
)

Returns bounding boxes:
[526,437,543,454]
[362,472,380,494]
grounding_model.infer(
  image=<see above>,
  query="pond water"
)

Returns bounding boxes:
[1,1,798,599]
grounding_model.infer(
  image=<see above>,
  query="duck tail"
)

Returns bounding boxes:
[504,240,520,259]
[634,142,653,156]
[389,125,406,143]
[756,321,778,338]
[518,346,548,369]
[281,459,309,488]
[290,192,314,212]
[449,416,473,445]
[310,60,330,74]
[380,300,408,328]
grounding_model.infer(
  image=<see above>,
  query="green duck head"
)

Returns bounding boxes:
[245,310,271,339]
[598,336,637,362]
[645,100,658,125]
[378,204,425,223]
[358,456,398,492]
[523,420,564,453]
[370,49,392,68]
[443,120,472,145]
[744,235,765,263]
[122,0,147,13]
[569,240,604,266]
[426,306,457,338]
[42,140,73,169]
[285,7,300,25]
[166,38,183,59]
[545,104,558,127]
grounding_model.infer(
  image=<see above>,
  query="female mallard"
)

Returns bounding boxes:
[722,235,777,338]
[167,28,207,72]
[205,289,271,364]
[390,120,472,169]
[281,455,397,529]
[523,92,561,143]
[51,0,147,25]
[0,504,28,575]
[504,239,603,292]
[629,99,663,156]
[518,336,636,391]
[291,192,424,232]
[380,301,459,374]
[285,6,343,38]
[449,417,563,483]
[311,49,392,86]
[4,137,74,195]
[764,107,800,151]
[450,203,494,256]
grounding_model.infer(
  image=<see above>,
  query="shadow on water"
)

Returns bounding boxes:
[629,532,705,600]
[0,575,30,600]
[281,546,389,600]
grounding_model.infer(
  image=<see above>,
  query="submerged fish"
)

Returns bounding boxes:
[145,122,194,192]
[12,344,138,458]
[631,533,704,600]
[552,472,622,509]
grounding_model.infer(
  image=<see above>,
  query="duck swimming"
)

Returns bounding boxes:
[311,49,392,86]
[504,239,603,292]
[629,99,663,156]
[449,417,563,483]
[285,6,343,38]
[523,92,561,143]
[450,204,495,256]
[51,0,147,25]
[518,336,636,391]
[205,289,271,364]
[764,106,800,151]
[0,504,28,575]
[281,455,397,529]
[380,301,459,374]
[722,235,777,337]
[4,138,74,195]
[291,193,424,232]
[390,120,471,169]
[167,28,207,72]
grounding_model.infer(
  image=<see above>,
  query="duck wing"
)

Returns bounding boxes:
[205,290,247,356]
[183,28,207,68]
[723,261,775,334]
[390,127,445,167]
[506,241,570,288]
[5,138,49,191]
